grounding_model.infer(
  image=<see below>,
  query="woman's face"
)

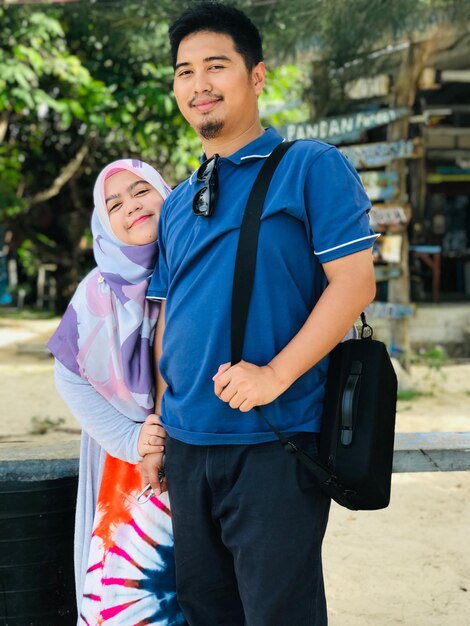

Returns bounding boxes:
[104,170,164,245]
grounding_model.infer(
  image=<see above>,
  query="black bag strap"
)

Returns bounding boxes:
[230,139,294,364]
[230,138,355,501]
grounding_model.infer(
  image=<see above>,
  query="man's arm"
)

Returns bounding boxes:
[213,248,375,412]
[154,301,167,416]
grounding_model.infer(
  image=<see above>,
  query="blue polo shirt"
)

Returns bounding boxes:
[148,127,377,445]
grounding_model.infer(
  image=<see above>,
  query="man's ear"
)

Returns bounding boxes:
[252,61,266,96]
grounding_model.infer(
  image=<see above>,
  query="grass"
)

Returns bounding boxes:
[29,416,65,435]
[397,389,429,401]
[0,307,58,320]
[411,346,449,371]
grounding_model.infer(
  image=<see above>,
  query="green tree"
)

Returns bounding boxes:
[0,2,195,309]
[0,6,112,306]
[1,1,311,310]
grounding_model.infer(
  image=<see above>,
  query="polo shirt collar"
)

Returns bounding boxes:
[190,127,284,185]
[199,126,284,165]
[223,126,285,164]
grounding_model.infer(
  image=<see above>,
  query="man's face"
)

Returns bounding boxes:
[173,31,265,142]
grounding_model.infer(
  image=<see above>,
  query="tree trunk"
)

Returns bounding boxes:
[307,61,333,119]
[0,111,9,144]
[54,178,91,312]
[387,39,436,370]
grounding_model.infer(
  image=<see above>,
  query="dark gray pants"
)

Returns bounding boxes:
[165,433,331,626]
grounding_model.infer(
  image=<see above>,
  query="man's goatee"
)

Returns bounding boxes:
[199,120,224,139]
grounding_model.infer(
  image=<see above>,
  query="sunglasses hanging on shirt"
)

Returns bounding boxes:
[192,154,219,218]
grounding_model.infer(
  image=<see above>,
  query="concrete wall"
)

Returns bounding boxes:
[369,303,470,356]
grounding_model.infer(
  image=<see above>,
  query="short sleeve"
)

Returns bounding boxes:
[147,206,168,301]
[305,146,378,263]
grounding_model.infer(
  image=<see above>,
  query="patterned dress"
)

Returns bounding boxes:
[80,455,186,626]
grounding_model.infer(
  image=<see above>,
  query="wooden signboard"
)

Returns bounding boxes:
[379,235,403,263]
[369,205,410,229]
[345,75,390,100]
[427,172,470,183]
[366,301,416,319]
[282,107,411,143]
[360,171,400,201]
[341,139,422,169]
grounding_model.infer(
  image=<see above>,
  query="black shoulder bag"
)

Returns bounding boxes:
[231,140,398,511]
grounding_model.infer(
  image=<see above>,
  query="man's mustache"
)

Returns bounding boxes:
[189,94,224,107]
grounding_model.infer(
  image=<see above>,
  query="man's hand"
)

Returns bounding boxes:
[213,360,285,412]
[139,451,167,495]
[137,414,166,457]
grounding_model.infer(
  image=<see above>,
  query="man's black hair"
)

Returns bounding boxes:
[169,2,263,71]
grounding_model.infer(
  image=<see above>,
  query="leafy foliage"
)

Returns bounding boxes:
[246,0,470,115]
[2,0,468,310]
[0,3,188,307]
[246,0,470,64]
[0,5,114,305]
[0,6,111,204]
[0,1,308,309]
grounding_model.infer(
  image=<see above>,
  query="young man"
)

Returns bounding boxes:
[145,3,377,624]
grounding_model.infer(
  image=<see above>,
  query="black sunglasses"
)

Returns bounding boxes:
[192,154,219,218]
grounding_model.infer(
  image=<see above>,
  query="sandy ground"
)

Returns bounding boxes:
[0,315,469,624]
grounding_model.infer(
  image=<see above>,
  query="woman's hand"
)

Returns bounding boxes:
[137,413,166,457]
[139,451,167,495]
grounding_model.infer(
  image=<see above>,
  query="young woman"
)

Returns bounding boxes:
[48,160,186,625]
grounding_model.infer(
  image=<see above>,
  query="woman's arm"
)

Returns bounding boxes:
[54,360,164,463]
